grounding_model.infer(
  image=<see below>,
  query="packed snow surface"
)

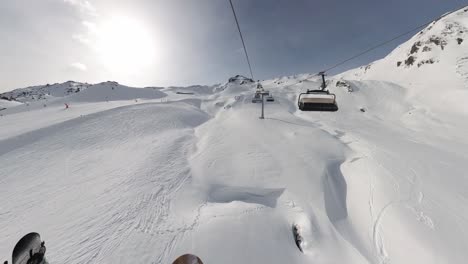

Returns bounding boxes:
[1,7,468,264]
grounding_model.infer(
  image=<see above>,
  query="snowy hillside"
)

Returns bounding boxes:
[0,81,169,105]
[0,81,91,103]
[339,6,468,115]
[1,7,468,264]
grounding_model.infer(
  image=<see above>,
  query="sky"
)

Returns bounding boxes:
[0,0,465,92]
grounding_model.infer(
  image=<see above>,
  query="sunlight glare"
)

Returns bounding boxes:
[96,16,156,73]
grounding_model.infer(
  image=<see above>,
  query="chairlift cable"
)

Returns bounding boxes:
[228,0,255,80]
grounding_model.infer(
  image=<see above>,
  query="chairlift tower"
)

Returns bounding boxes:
[259,91,270,119]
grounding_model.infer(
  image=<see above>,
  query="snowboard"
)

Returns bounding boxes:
[12,232,43,264]
[172,254,204,264]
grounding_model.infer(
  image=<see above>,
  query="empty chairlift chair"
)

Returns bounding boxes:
[266,93,275,102]
[298,72,338,112]
[252,93,262,103]
[252,83,266,103]
[298,90,338,111]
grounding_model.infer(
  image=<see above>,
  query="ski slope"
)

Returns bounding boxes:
[0,99,22,112]
[1,7,468,264]
[1,75,467,264]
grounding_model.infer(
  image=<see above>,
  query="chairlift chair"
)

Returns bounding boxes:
[252,93,262,103]
[298,90,338,111]
[266,93,275,102]
[252,83,268,103]
[298,72,338,112]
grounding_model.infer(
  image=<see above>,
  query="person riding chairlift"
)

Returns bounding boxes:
[256,83,263,91]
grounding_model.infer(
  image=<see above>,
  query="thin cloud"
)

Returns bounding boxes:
[72,33,91,45]
[70,62,87,71]
[65,0,99,49]
[72,21,98,45]
[82,21,98,34]
[63,0,97,16]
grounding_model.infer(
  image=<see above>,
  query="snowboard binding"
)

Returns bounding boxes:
[6,232,48,264]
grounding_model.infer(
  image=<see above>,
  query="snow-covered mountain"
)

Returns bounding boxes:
[228,74,255,84]
[339,6,468,114]
[0,81,169,104]
[1,6,468,264]
[0,81,91,103]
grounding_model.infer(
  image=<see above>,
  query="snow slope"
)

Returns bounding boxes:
[339,6,468,115]
[1,7,468,264]
[0,99,22,111]
[1,74,467,263]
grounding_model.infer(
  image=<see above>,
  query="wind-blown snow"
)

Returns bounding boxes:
[1,6,468,264]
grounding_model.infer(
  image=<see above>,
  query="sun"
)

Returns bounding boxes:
[96,16,156,73]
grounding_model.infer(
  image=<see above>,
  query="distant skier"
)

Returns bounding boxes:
[64,103,69,109]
